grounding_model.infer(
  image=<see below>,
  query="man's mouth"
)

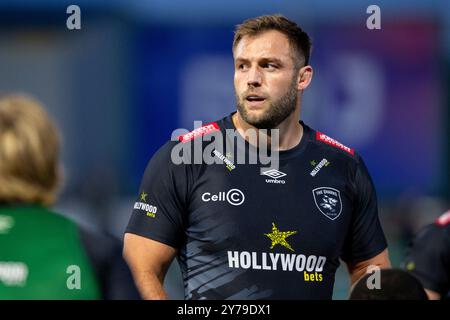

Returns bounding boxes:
[246,95,265,101]
[245,95,266,108]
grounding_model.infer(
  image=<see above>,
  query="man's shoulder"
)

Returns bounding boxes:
[162,115,229,147]
[306,125,360,163]
[149,115,230,166]
[177,121,222,143]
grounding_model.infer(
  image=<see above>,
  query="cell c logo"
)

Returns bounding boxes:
[226,189,245,206]
[202,188,245,206]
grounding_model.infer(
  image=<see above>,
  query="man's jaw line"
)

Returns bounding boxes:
[232,105,302,151]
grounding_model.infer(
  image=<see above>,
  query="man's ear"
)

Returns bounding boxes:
[297,65,313,91]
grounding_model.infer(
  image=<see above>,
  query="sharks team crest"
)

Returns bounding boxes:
[312,187,342,220]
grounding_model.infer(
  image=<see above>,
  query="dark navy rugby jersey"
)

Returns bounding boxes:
[404,211,450,297]
[125,112,387,300]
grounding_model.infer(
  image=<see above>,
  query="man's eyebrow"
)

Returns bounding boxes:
[234,57,284,65]
[234,57,249,63]
[260,57,283,65]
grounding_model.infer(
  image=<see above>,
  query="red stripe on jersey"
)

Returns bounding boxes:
[316,131,355,156]
[178,122,220,143]
[316,132,355,155]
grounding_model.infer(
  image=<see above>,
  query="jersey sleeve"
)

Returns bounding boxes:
[341,155,388,263]
[125,141,189,249]
[404,224,450,295]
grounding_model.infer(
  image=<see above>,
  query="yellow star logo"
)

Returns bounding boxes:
[264,222,297,252]
[140,192,148,202]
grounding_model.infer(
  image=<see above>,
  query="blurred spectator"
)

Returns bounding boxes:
[349,268,428,300]
[403,210,450,300]
[0,94,140,299]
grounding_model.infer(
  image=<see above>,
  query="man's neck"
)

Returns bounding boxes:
[231,109,303,152]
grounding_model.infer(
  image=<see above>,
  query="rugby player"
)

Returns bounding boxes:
[124,14,391,299]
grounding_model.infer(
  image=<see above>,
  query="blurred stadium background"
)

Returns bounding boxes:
[0,0,448,299]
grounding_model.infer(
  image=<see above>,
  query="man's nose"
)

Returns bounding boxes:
[247,66,262,87]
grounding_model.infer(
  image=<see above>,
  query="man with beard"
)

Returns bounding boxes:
[124,14,390,299]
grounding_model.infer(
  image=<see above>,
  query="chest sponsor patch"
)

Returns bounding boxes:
[312,187,342,221]
[316,132,354,155]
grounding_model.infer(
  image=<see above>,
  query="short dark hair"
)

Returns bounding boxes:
[349,269,428,300]
[233,14,312,68]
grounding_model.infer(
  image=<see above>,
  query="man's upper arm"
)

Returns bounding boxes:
[123,233,177,280]
[346,248,391,286]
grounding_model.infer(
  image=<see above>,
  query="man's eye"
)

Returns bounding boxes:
[238,64,247,70]
[264,63,278,69]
